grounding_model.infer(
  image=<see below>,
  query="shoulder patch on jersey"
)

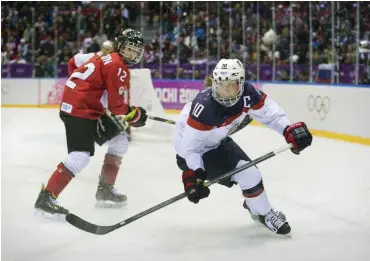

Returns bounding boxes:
[101,54,113,65]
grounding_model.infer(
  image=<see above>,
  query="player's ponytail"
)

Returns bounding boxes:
[101,40,115,56]
[204,75,213,88]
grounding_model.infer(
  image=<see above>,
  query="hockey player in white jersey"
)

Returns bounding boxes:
[174,59,312,235]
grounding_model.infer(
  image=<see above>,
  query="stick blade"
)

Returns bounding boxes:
[66,213,114,235]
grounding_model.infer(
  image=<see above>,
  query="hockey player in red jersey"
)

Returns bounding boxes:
[34,29,146,217]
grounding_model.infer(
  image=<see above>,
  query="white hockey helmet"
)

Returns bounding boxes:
[212,59,245,107]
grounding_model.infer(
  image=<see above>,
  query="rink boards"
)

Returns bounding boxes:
[2,76,370,145]
[262,83,370,145]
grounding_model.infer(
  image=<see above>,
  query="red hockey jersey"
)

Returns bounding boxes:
[61,52,130,119]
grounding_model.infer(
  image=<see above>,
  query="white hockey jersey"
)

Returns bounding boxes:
[173,83,291,171]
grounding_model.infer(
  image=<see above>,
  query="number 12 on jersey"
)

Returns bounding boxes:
[66,63,95,89]
[192,103,204,117]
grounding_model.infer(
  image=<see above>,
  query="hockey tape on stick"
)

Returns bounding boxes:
[65,143,293,235]
[106,108,176,126]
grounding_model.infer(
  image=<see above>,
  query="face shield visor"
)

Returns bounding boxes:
[211,79,244,107]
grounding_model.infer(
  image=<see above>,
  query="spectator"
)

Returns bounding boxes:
[87,36,101,53]
[35,55,55,77]
[17,38,30,62]
[10,55,26,64]
[39,36,55,57]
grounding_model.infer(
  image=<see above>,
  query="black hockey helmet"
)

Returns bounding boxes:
[115,29,144,65]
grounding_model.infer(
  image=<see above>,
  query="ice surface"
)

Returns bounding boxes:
[2,108,370,261]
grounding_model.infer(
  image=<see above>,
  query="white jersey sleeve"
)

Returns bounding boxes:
[248,96,291,135]
[174,103,208,170]
[179,125,211,171]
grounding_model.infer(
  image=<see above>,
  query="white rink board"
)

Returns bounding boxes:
[262,84,370,138]
[1,79,40,104]
[1,78,64,105]
[2,70,166,115]
[2,78,370,140]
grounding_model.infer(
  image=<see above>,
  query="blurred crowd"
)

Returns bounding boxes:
[1,1,137,76]
[148,1,370,66]
[2,1,370,81]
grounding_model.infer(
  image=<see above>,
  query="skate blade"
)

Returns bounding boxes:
[261,225,292,238]
[95,200,127,208]
[34,209,67,222]
[249,218,292,238]
[266,226,292,238]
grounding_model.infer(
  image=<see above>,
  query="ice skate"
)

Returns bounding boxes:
[34,184,69,219]
[243,200,291,235]
[95,183,127,208]
[259,209,291,235]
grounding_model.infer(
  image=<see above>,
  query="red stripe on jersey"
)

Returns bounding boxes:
[187,117,214,131]
[217,112,243,128]
[251,93,267,110]
[242,107,250,113]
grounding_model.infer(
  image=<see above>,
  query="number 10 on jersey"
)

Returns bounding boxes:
[192,103,204,118]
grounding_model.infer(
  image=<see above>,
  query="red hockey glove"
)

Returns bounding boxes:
[123,106,147,127]
[182,168,210,204]
[284,122,313,154]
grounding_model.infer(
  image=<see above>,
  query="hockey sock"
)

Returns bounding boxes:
[100,153,122,185]
[45,163,74,197]
[243,180,271,216]
[244,191,272,216]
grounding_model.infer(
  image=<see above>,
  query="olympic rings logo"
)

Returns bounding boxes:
[307,95,330,120]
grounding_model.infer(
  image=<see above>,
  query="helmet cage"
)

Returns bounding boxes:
[211,78,244,107]
[118,41,144,65]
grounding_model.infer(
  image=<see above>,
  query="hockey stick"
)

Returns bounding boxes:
[65,143,293,235]
[147,115,176,125]
[228,115,253,135]
[105,108,176,126]
[147,115,253,136]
